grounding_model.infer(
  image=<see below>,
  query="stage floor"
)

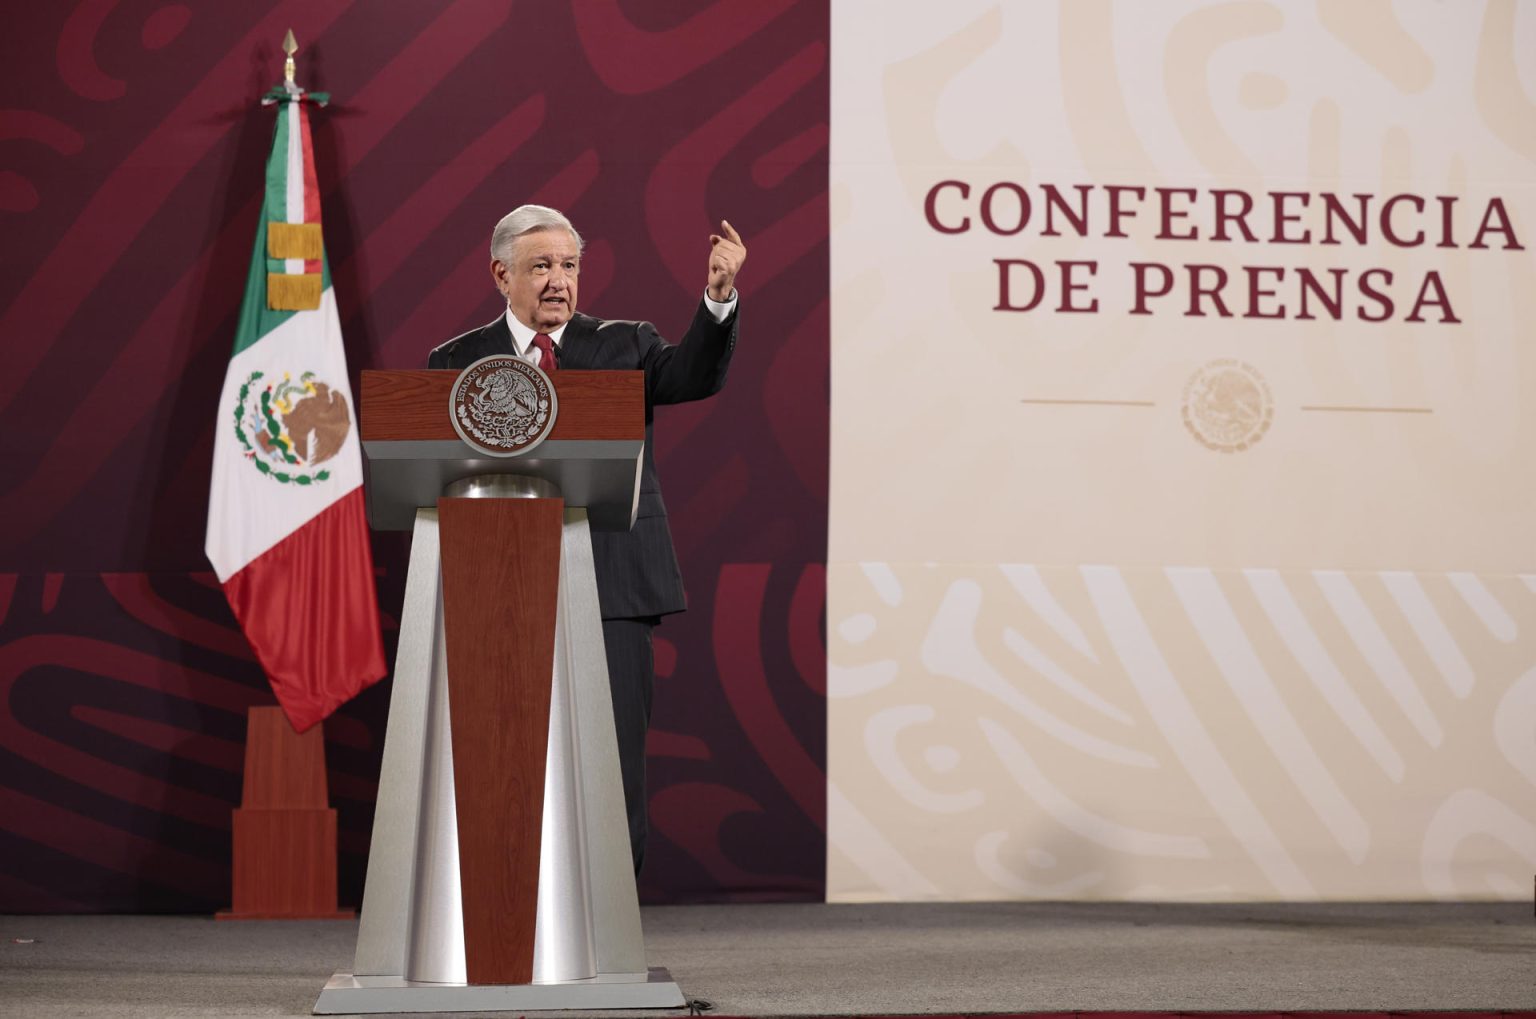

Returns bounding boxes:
[1,901,1532,1017]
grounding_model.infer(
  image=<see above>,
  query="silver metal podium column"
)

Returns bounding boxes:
[316,483,681,1014]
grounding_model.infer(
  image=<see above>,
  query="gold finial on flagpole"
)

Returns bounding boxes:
[282,29,298,88]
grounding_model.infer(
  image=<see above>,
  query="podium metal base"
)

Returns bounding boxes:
[313,965,685,1014]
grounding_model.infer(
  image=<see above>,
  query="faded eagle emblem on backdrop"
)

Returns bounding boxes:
[1181,360,1273,454]
[233,370,350,484]
[449,355,557,457]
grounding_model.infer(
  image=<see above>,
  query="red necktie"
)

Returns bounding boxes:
[531,333,557,371]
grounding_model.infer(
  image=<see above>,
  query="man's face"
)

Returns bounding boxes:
[494,228,580,332]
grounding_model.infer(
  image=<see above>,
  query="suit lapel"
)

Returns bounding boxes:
[557,313,598,369]
[471,315,514,364]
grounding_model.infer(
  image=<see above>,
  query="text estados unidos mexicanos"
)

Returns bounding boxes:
[924,181,1524,323]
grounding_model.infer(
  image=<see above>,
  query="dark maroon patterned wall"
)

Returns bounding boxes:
[0,0,827,910]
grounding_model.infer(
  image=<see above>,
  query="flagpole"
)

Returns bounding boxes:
[283,28,297,90]
[262,28,329,107]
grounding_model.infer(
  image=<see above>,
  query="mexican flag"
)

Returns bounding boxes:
[205,87,385,733]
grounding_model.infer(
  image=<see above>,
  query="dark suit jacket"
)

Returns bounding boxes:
[426,299,738,619]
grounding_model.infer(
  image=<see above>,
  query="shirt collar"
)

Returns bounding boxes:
[504,307,568,358]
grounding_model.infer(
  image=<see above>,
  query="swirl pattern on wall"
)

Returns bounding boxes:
[0,0,828,910]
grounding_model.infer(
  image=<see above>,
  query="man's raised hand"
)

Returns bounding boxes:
[707,220,746,303]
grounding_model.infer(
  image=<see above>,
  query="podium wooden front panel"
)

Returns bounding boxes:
[362,370,642,441]
[359,370,646,534]
[437,496,563,986]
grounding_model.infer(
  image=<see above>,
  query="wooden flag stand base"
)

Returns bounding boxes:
[217,706,354,920]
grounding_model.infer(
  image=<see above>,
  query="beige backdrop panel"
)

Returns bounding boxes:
[828,562,1536,900]
[828,0,1536,900]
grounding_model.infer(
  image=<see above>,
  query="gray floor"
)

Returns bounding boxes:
[0,901,1532,1018]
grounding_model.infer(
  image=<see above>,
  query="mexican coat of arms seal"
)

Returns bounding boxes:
[449,354,558,457]
[1181,359,1273,454]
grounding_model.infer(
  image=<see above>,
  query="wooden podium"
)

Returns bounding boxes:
[314,367,685,1014]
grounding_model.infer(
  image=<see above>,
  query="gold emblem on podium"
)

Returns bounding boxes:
[449,354,558,457]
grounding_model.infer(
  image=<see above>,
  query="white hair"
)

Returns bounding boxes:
[490,205,584,264]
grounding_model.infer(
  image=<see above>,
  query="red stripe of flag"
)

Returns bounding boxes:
[299,101,323,275]
[221,489,385,732]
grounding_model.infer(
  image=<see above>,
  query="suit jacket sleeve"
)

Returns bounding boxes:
[639,298,738,407]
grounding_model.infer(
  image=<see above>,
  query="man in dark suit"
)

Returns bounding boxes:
[427,205,746,875]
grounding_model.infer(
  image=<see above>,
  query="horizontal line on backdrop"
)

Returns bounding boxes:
[1299,405,1434,414]
[1019,398,1156,407]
